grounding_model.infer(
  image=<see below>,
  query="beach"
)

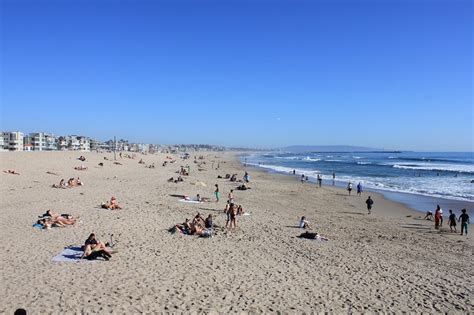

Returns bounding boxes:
[0,151,472,313]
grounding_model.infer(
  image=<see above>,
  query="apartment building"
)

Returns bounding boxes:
[1,131,24,151]
[23,132,57,151]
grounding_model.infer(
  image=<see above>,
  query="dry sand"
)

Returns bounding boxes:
[0,151,472,313]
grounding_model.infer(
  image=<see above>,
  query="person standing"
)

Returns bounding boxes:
[357,182,363,196]
[332,173,336,186]
[458,209,470,235]
[434,205,442,229]
[317,174,322,187]
[366,196,374,214]
[447,209,457,233]
[347,182,353,195]
[301,174,305,183]
[228,189,234,203]
[214,184,220,202]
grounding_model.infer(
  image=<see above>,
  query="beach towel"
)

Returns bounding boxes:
[242,213,251,216]
[52,246,112,262]
[52,246,87,262]
[32,223,44,229]
[178,199,202,204]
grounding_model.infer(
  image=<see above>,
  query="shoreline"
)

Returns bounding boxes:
[241,156,473,220]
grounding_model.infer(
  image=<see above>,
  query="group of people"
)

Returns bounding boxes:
[168,176,184,183]
[52,177,83,188]
[101,196,122,210]
[34,210,77,229]
[3,169,20,175]
[426,205,470,235]
[78,156,86,161]
[172,213,214,237]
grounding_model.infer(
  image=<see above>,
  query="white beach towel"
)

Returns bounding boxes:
[52,246,87,262]
[178,199,202,204]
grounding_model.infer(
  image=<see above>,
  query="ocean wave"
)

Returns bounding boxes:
[389,156,473,164]
[357,162,372,165]
[303,156,322,162]
[392,163,474,173]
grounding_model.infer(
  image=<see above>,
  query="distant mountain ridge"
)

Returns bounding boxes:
[279,145,384,153]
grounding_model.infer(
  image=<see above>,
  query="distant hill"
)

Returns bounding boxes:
[279,145,383,153]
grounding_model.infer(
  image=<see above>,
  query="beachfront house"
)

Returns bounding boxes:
[1,131,24,151]
[23,132,57,151]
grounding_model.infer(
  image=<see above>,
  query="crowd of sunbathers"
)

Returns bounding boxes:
[52,177,83,188]
[101,196,122,210]
[171,213,214,237]
[34,210,77,229]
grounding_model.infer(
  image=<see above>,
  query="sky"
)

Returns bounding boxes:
[0,0,472,151]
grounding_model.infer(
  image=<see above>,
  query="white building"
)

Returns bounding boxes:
[24,132,57,151]
[0,134,5,151]
[1,131,24,151]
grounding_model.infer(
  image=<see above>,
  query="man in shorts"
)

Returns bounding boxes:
[366,196,374,215]
[448,209,457,233]
[458,209,470,236]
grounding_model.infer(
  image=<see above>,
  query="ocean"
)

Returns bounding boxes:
[242,151,473,216]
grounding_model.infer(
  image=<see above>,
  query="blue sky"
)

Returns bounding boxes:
[1,0,472,151]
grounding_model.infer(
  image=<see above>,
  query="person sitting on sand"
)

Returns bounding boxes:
[237,183,250,190]
[82,233,112,260]
[52,179,67,188]
[78,156,86,161]
[98,162,104,167]
[299,216,311,229]
[101,197,122,210]
[424,211,433,220]
[3,170,20,175]
[138,159,145,164]
[236,205,245,215]
[205,214,213,229]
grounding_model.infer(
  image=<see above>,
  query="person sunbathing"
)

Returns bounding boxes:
[81,233,112,260]
[52,179,67,188]
[297,231,328,241]
[78,156,86,161]
[237,183,250,190]
[113,162,122,165]
[43,210,76,225]
[138,159,145,164]
[101,197,122,210]
[74,165,88,170]
[4,170,20,175]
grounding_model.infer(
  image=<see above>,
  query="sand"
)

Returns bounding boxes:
[0,151,472,313]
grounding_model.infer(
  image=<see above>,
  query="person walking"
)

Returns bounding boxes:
[357,182,363,196]
[448,209,457,233]
[366,196,374,214]
[347,182,353,195]
[214,184,220,202]
[458,209,470,235]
